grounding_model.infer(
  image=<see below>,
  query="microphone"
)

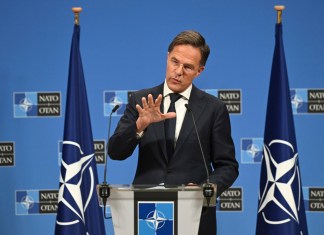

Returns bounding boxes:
[98,104,120,219]
[111,104,120,113]
[185,104,215,207]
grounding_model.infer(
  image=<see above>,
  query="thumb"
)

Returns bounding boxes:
[163,112,176,120]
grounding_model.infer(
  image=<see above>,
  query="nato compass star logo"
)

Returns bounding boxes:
[19,98,33,112]
[291,94,303,110]
[241,138,263,163]
[56,141,95,229]
[290,89,309,114]
[138,202,174,234]
[247,143,261,158]
[258,139,302,226]
[145,209,167,230]
[14,92,38,117]
[15,190,40,215]
[21,195,35,210]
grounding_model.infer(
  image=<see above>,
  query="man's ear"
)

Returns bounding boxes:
[196,66,205,77]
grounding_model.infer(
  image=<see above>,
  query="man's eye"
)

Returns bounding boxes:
[172,59,178,65]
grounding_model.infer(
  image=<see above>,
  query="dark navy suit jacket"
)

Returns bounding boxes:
[108,83,239,234]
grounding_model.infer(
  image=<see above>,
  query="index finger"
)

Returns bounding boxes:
[154,94,163,106]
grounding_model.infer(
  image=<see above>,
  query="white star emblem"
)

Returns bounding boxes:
[21,195,34,209]
[247,143,261,158]
[19,98,33,112]
[258,139,301,225]
[56,141,95,226]
[145,209,167,230]
[291,94,303,109]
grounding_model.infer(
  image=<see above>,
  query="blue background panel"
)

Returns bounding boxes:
[1,0,324,234]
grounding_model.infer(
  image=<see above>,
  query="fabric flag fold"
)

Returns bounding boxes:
[55,24,106,235]
[255,23,308,235]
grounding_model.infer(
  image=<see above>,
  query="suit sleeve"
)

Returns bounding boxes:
[108,93,140,160]
[209,102,239,197]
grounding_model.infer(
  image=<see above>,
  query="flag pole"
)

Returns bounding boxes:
[72,7,82,25]
[274,5,285,24]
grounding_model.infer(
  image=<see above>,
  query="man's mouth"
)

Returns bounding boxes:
[171,77,181,83]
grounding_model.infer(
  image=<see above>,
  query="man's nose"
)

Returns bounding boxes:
[176,64,184,75]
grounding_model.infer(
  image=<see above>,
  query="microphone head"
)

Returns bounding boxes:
[112,104,120,113]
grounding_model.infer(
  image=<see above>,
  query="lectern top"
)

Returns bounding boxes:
[109,184,203,192]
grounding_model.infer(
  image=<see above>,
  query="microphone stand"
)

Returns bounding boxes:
[185,104,215,207]
[98,104,119,219]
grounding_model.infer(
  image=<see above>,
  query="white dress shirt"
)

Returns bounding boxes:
[163,81,191,144]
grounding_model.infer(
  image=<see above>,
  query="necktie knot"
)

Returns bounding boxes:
[169,93,182,104]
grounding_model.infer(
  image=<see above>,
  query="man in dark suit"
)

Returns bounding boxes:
[108,30,239,235]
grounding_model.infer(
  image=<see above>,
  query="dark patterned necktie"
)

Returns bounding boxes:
[165,93,182,161]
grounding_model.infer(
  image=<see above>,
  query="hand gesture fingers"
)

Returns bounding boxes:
[135,94,175,132]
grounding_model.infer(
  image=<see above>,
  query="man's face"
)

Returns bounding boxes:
[166,44,205,93]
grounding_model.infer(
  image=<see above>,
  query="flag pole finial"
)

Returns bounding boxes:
[274,5,285,24]
[72,7,82,25]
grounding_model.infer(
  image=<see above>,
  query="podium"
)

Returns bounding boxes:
[107,185,216,235]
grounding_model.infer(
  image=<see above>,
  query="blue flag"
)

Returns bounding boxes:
[55,25,106,235]
[256,23,308,235]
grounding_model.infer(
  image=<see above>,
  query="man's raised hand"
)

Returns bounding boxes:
[135,94,176,132]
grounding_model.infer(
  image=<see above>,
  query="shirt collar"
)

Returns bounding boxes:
[163,80,192,100]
